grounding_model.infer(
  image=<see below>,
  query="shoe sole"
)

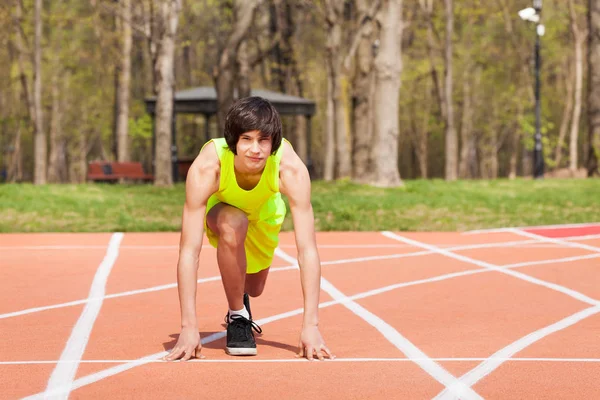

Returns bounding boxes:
[226,347,257,356]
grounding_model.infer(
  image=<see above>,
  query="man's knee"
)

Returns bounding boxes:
[216,209,248,246]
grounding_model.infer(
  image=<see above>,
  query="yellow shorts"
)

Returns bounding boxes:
[204,196,286,274]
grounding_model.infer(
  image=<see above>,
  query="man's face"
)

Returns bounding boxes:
[235,130,273,172]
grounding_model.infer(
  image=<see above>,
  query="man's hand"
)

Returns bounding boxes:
[163,326,204,361]
[296,325,335,361]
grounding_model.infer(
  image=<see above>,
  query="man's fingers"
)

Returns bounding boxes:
[181,349,194,362]
[295,342,304,358]
[306,346,315,361]
[163,347,183,361]
[321,345,335,359]
[193,345,206,360]
[315,350,325,361]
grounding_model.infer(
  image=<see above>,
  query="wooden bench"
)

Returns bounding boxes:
[87,162,154,182]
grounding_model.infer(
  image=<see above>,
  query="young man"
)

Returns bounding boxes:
[164,97,334,361]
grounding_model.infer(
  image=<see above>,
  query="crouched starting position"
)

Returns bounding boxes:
[164,97,334,361]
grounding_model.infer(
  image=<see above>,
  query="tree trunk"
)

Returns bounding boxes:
[334,74,351,179]
[458,65,474,179]
[324,58,336,180]
[419,0,447,121]
[408,78,431,179]
[351,0,376,182]
[370,0,403,187]
[237,40,251,98]
[444,0,457,181]
[324,0,351,180]
[567,0,588,172]
[117,0,132,162]
[509,102,524,179]
[7,125,23,182]
[589,0,600,176]
[497,0,536,178]
[33,0,46,184]
[214,0,261,134]
[12,0,31,182]
[154,0,182,187]
[47,72,61,183]
[570,35,586,172]
[555,58,574,168]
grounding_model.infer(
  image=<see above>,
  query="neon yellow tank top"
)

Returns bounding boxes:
[203,138,287,222]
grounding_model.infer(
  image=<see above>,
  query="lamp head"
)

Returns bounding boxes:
[518,7,540,22]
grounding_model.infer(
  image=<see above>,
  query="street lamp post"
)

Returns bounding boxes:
[519,1,545,179]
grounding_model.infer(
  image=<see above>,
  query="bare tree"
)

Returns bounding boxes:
[370,0,403,187]
[568,0,588,172]
[11,0,34,182]
[214,0,262,134]
[323,0,351,180]
[418,0,456,180]
[590,0,600,176]
[444,0,457,180]
[153,0,182,186]
[555,57,574,168]
[496,0,536,178]
[117,0,132,162]
[350,0,378,182]
[33,0,46,184]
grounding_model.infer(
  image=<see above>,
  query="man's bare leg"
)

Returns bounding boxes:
[206,203,249,312]
[245,267,269,298]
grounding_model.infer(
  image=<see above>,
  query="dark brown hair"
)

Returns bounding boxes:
[224,97,282,155]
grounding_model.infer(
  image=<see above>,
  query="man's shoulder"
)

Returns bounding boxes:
[190,141,221,178]
[279,140,303,172]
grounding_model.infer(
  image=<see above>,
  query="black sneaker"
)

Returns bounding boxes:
[226,314,262,356]
[243,292,252,321]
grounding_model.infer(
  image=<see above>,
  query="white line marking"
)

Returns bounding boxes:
[4,242,600,322]
[509,228,600,253]
[6,357,600,365]
[2,233,600,251]
[43,233,124,400]
[434,305,600,399]
[21,247,600,400]
[274,248,483,400]
[382,232,600,307]
[464,222,600,234]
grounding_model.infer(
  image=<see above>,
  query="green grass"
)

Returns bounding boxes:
[0,178,598,232]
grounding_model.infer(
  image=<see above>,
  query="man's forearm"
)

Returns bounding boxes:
[177,251,200,328]
[298,248,321,327]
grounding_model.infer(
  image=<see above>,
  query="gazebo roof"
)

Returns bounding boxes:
[145,86,316,116]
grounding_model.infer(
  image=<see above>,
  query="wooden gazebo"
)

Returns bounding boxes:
[145,87,316,181]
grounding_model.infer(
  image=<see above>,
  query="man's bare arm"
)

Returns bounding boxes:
[280,143,334,360]
[164,143,219,361]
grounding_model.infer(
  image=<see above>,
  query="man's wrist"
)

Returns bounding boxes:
[302,318,319,328]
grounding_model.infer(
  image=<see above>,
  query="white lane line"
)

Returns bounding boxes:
[3,233,600,251]
[464,222,600,234]
[5,242,600,322]
[43,233,124,400]
[509,228,600,253]
[21,248,599,400]
[381,232,600,307]
[274,248,483,400]
[7,356,600,365]
[434,305,600,399]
